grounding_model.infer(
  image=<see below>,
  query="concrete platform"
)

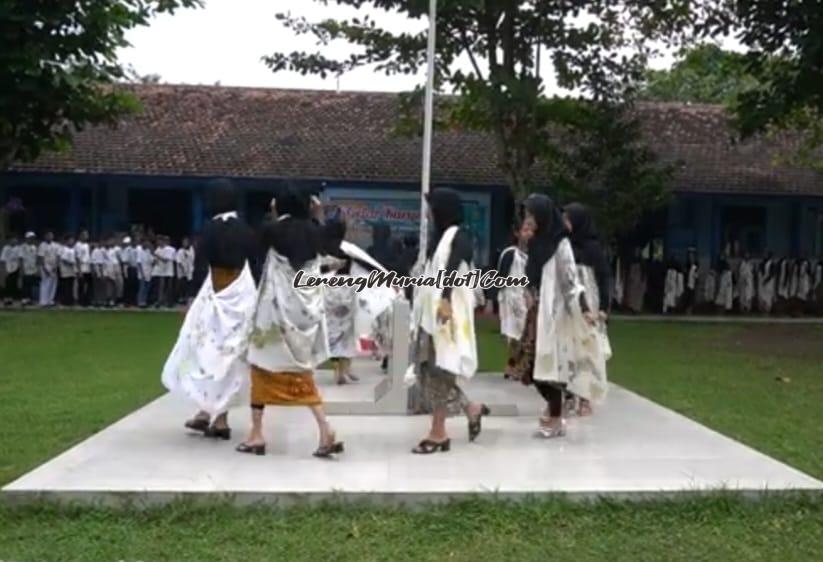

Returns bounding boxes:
[3,375,821,507]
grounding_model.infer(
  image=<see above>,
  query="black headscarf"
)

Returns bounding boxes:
[262,183,320,270]
[564,202,599,269]
[523,194,567,289]
[368,222,394,270]
[323,214,347,259]
[426,187,464,257]
[206,178,240,216]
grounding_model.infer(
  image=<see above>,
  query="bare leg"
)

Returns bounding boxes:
[243,406,265,445]
[344,358,359,382]
[212,411,229,429]
[308,404,334,446]
[426,406,449,442]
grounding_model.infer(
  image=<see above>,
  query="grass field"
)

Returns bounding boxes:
[1,310,822,561]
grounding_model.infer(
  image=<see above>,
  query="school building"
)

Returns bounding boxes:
[2,84,822,266]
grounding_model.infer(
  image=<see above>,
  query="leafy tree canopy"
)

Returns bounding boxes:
[0,0,201,168]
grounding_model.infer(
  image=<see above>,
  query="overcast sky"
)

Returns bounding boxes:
[119,0,729,93]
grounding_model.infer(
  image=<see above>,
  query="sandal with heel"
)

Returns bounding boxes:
[411,439,451,454]
[468,404,491,442]
[236,442,266,456]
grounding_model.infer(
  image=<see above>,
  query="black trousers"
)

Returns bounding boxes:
[123,268,138,306]
[77,273,93,306]
[535,381,565,418]
[22,274,38,302]
[4,271,20,300]
[57,277,75,306]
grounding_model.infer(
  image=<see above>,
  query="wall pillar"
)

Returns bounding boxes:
[191,189,204,233]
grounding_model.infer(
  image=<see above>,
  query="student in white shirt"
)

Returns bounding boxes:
[137,238,155,308]
[119,237,138,307]
[38,231,59,306]
[152,235,176,308]
[74,230,92,307]
[175,237,195,304]
[20,232,39,305]
[90,241,108,306]
[57,234,77,306]
[107,238,124,305]
[1,235,21,304]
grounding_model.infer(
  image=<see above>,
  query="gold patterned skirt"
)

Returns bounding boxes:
[250,365,322,406]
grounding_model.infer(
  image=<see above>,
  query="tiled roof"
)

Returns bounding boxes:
[8,84,823,196]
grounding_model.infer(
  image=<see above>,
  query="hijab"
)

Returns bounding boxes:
[564,202,602,270]
[368,222,394,270]
[322,213,347,259]
[263,183,319,269]
[523,193,567,288]
[426,188,464,258]
[205,178,239,216]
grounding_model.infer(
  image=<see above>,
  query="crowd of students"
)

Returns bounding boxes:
[615,249,823,316]
[0,231,195,308]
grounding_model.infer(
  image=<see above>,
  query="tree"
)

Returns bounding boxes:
[638,43,759,105]
[550,101,672,241]
[0,0,201,169]
[704,2,823,158]
[266,0,698,199]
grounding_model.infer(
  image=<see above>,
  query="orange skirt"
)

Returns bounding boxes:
[250,365,322,406]
[211,267,242,292]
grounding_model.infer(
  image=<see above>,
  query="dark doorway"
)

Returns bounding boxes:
[7,186,71,236]
[721,205,766,257]
[129,188,192,244]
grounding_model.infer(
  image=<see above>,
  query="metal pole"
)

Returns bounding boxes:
[418,0,437,265]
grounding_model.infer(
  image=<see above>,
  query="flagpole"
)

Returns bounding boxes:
[418,0,437,265]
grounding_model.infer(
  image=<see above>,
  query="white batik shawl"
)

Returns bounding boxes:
[497,246,528,340]
[702,271,717,304]
[411,225,478,379]
[797,262,811,301]
[323,241,396,358]
[663,268,681,313]
[248,249,329,372]
[715,270,734,310]
[161,262,256,415]
[758,260,776,311]
[567,263,609,403]
[778,261,792,299]
[738,260,755,310]
[533,238,586,389]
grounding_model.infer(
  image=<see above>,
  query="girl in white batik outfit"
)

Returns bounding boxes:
[758,253,776,313]
[162,179,258,441]
[321,213,396,385]
[684,249,699,314]
[737,255,755,312]
[407,187,489,454]
[513,194,595,438]
[497,220,533,380]
[563,203,611,417]
[239,185,343,458]
[663,260,683,314]
[715,258,734,312]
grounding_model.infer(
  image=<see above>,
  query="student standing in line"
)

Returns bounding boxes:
[737,253,756,313]
[514,194,594,439]
[175,237,195,304]
[74,230,92,307]
[37,231,59,307]
[20,232,39,305]
[1,235,21,305]
[90,241,107,306]
[683,248,699,315]
[57,235,77,306]
[120,237,138,307]
[137,238,154,308]
[153,236,175,308]
[106,237,124,306]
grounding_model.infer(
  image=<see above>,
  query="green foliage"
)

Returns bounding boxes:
[639,43,759,105]
[0,0,201,168]
[266,1,698,198]
[550,102,672,240]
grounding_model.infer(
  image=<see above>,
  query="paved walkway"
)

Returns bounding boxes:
[4,374,820,507]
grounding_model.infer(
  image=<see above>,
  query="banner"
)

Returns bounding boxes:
[323,187,491,266]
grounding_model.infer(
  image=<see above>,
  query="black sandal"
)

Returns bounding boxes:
[468,405,491,442]
[204,426,231,440]
[235,442,266,456]
[313,441,345,458]
[411,439,451,454]
[184,418,210,433]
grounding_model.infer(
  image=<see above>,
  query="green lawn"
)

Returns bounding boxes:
[1,311,822,561]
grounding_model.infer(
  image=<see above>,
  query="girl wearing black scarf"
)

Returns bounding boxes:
[409,187,489,454]
[563,203,611,416]
[514,194,594,439]
[238,185,345,459]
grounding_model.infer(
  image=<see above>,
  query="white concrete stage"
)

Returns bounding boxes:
[3,373,821,507]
